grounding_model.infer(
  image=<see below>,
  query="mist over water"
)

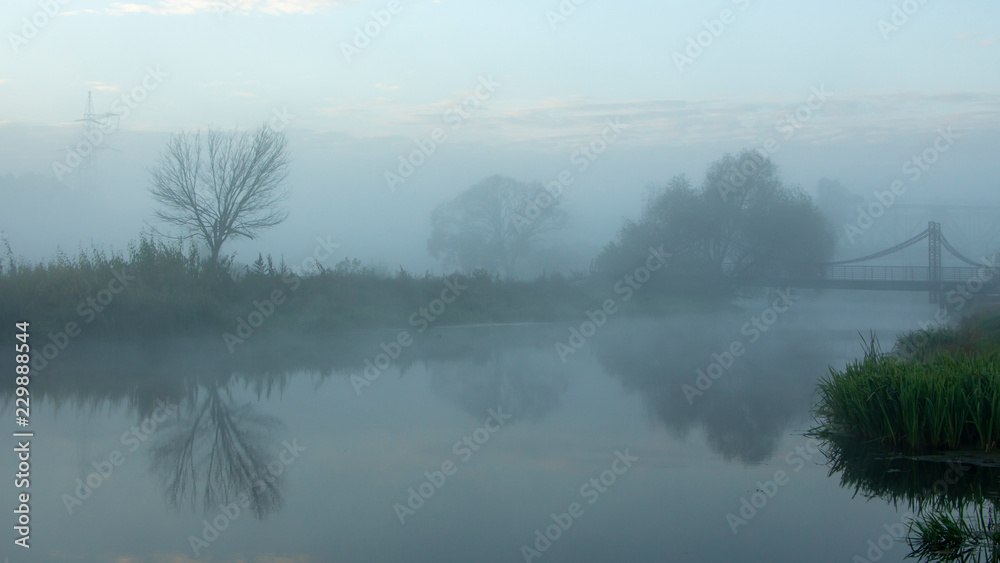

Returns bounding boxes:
[3,1,999,561]
[0,291,944,562]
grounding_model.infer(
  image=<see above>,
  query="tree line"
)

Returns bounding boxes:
[142,123,834,294]
[0,123,842,340]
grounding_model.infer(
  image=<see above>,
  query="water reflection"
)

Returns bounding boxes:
[909,501,1000,562]
[0,337,298,520]
[1,328,578,522]
[592,318,830,464]
[149,383,285,518]
[0,316,953,561]
[820,433,1000,562]
[427,347,569,421]
[1,319,861,529]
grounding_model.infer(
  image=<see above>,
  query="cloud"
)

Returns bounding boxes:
[104,0,346,16]
[86,83,121,92]
[61,8,104,15]
[107,0,227,15]
[259,0,347,14]
[953,32,996,46]
[313,91,1000,152]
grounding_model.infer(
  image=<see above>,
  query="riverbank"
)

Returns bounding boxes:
[0,237,730,342]
[813,312,1000,452]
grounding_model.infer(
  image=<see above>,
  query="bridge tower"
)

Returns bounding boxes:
[928,221,942,303]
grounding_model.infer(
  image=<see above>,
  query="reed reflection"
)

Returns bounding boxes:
[819,433,1000,562]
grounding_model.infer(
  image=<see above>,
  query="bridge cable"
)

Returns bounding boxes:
[940,234,992,267]
[822,228,929,265]
[725,228,928,269]
[719,226,993,274]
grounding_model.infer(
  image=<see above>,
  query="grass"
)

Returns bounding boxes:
[814,318,1000,561]
[814,330,1000,452]
[0,234,719,342]
[895,312,1000,362]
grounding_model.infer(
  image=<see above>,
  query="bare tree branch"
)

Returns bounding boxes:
[148,124,290,263]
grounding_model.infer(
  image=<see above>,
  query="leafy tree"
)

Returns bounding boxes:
[148,124,291,263]
[596,149,835,294]
[815,177,863,244]
[427,175,566,277]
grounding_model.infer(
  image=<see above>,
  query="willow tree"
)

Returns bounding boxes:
[148,124,290,263]
[596,149,835,294]
[427,175,567,277]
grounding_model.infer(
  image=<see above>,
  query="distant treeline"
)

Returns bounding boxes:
[0,235,715,343]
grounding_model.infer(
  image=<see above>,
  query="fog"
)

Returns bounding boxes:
[0,297,953,562]
[3,121,999,272]
[3,2,1000,273]
[4,1,1000,561]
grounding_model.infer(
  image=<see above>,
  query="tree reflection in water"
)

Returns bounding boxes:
[591,317,824,464]
[149,383,285,519]
[428,347,569,422]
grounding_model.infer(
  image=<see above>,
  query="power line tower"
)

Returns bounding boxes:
[79,91,119,137]
[73,91,120,187]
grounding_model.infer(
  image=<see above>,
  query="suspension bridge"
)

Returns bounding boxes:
[740,221,1000,302]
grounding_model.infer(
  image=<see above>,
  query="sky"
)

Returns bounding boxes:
[1,0,999,270]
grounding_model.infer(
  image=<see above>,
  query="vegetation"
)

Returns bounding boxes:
[0,234,656,342]
[148,123,291,263]
[1,148,838,340]
[814,177,863,246]
[427,174,567,277]
[813,315,1000,561]
[814,321,1000,451]
[895,312,1000,361]
[815,340,1000,451]
[594,150,835,297]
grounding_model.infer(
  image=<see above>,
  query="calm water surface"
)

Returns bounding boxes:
[9,297,944,562]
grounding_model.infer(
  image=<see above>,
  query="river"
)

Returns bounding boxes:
[11,293,944,562]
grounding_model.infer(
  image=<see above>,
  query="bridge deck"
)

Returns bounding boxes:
[745,279,1000,291]
[822,265,995,282]
[737,266,1000,291]
[726,222,1000,294]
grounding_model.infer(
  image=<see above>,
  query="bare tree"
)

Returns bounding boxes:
[148,124,290,263]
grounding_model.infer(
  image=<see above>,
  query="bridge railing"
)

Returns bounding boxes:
[823,265,992,282]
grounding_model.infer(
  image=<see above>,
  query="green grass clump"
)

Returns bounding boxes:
[815,337,1000,451]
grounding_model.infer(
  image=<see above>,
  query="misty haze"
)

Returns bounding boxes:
[2,1,1000,562]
